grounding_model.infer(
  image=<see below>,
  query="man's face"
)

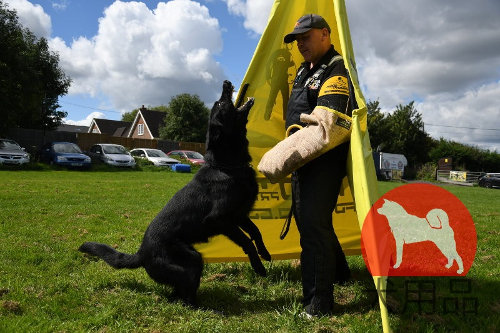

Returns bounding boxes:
[295,28,328,65]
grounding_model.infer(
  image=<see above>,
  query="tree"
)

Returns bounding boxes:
[159,94,209,142]
[429,138,500,172]
[367,100,433,169]
[384,101,433,167]
[366,100,391,151]
[0,1,71,135]
[121,109,139,123]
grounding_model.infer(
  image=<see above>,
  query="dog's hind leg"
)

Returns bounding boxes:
[143,243,203,306]
[455,254,464,274]
[435,236,464,274]
[445,255,464,274]
[238,217,271,261]
[443,248,464,274]
[223,225,267,277]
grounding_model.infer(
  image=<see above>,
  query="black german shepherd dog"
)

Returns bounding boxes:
[79,81,271,306]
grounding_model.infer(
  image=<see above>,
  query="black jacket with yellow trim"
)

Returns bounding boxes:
[285,45,353,131]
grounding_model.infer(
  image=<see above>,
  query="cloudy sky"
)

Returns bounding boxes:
[4,0,500,151]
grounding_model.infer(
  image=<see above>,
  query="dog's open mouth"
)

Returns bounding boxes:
[218,80,254,116]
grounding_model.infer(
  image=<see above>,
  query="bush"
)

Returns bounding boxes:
[429,138,500,172]
[133,157,154,167]
[416,162,437,181]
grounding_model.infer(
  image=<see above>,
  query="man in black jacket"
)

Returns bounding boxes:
[259,14,353,317]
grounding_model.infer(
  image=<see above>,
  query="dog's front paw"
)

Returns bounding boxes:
[255,266,267,277]
[259,248,272,262]
[253,240,271,262]
[251,260,267,277]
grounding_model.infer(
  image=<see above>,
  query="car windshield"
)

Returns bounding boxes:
[146,149,167,157]
[103,145,127,154]
[185,151,204,159]
[0,140,21,150]
[53,143,82,153]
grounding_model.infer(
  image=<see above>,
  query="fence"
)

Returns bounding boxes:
[6,128,206,157]
[436,170,485,186]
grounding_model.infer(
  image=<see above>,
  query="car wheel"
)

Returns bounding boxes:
[485,182,492,188]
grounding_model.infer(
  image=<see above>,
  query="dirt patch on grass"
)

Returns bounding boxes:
[2,300,22,315]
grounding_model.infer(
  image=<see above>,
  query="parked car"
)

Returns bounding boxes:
[167,150,205,165]
[0,138,30,165]
[39,142,91,168]
[478,173,500,189]
[88,144,136,167]
[130,148,180,167]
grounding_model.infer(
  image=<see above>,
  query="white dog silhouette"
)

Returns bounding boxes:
[377,199,463,274]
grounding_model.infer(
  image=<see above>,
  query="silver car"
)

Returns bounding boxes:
[0,139,30,165]
[130,148,180,167]
[88,144,136,167]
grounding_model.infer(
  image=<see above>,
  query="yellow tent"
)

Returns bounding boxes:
[196,0,390,331]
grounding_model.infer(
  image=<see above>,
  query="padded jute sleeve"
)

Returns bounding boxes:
[257,106,352,183]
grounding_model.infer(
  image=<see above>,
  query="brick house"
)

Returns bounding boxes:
[127,106,166,139]
[88,106,166,139]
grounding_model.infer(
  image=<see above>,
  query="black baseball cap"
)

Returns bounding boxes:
[284,14,331,43]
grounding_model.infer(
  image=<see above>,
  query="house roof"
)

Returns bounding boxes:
[113,127,129,137]
[139,109,165,138]
[127,107,166,138]
[90,119,132,136]
[57,124,89,133]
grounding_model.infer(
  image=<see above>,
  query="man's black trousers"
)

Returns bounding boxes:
[291,142,351,309]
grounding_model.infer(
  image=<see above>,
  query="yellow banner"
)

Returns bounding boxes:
[196,1,389,331]
[197,0,372,263]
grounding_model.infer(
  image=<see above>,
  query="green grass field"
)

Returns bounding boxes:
[0,170,498,332]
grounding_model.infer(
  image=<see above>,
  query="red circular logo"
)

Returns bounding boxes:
[361,183,477,276]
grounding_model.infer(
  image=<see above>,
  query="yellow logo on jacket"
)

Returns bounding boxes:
[319,75,349,97]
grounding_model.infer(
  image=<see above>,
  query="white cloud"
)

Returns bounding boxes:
[417,81,500,152]
[48,0,224,112]
[51,1,68,11]
[4,0,51,38]
[345,0,500,151]
[64,112,105,126]
[223,0,273,35]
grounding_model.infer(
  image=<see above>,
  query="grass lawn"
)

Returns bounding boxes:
[0,170,498,332]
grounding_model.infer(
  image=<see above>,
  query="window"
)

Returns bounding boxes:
[138,124,144,136]
[131,150,144,157]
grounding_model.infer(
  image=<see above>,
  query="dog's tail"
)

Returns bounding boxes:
[425,209,450,229]
[79,242,142,269]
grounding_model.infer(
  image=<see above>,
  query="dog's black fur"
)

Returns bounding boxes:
[79,81,271,305]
